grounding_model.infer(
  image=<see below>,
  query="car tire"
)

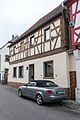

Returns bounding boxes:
[36,94,43,105]
[18,89,22,97]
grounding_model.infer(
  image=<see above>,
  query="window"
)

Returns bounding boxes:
[44,61,53,78]
[44,28,50,41]
[20,42,24,51]
[5,55,9,62]
[18,66,24,78]
[13,67,17,78]
[13,46,16,55]
[30,36,34,47]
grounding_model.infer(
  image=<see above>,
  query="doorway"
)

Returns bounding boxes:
[4,68,9,84]
[29,64,34,81]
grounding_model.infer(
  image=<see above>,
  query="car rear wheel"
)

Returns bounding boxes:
[18,89,22,97]
[36,94,43,105]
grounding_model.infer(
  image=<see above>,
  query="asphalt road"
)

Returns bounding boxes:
[0,85,80,120]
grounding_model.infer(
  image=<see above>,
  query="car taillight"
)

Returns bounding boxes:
[58,88,65,91]
[46,90,54,95]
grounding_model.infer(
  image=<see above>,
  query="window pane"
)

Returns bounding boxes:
[5,55,9,62]
[30,36,34,46]
[44,61,53,77]
[20,42,24,51]
[13,46,16,54]
[13,67,17,77]
[45,28,50,41]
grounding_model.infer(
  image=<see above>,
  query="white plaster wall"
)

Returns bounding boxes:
[69,54,76,71]
[73,49,80,103]
[0,43,10,80]
[74,50,80,88]
[9,52,71,88]
[76,60,80,88]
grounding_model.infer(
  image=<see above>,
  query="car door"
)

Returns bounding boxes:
[24,82,37,99]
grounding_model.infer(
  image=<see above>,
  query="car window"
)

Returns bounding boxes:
[44,81,58,87]
[28,82,36,87]
[37,81,58,87]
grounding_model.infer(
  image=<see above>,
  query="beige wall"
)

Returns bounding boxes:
[69,54,76,71]
[9,52,76,88]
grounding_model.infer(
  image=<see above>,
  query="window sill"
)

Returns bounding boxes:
[18,76,24,78]
[13,77,17,78]
[43,77,54,79]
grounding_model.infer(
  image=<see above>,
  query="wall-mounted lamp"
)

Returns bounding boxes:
[26,67,28,70]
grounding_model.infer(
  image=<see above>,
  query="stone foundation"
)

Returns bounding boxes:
[8,82,25,88]
[75,88,80,103]
[62,100,80,112]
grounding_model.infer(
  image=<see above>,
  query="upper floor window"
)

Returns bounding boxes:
[44,61,53,78]
[5,55,9,62]
[30,36,35,47]
[13,46,16,55]
[20,42,24,51]
[44,27,50,41]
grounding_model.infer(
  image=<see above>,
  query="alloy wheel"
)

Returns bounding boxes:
[36,94,43,105]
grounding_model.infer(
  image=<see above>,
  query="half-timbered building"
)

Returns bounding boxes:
[8,4,76,99]
[64,0,80,102]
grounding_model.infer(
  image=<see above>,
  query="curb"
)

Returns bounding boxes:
[61,100,80,113]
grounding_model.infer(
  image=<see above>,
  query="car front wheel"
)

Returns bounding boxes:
[18,89,22,97]
[36,94,43,105]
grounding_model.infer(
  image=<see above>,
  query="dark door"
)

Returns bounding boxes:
[29,64,34,81]
[24,82,36,99]
[4,69,9,84]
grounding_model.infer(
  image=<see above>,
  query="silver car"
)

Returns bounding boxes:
[18,80,67,105]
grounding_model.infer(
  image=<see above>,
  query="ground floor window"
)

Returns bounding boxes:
[13,67,17,78]
[18,66,24,78]
[44,61,53,78]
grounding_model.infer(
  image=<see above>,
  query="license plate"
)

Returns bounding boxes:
[57,91,65,95]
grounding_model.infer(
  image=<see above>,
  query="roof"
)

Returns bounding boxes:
[8,36,19,43]
[63,0,77,6]
[9,4,65,47]
[8,36,20,47]
[0,36,19,49]
[0,42,9,50]
[63,0,68,2]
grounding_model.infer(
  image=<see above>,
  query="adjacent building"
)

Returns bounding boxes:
[0,42,10,83]
[64,0,80,102]
[0,35,19,83]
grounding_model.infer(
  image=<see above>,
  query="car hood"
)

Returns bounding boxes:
[19,86,26,89]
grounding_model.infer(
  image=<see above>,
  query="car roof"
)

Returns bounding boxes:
[29,80,53,83]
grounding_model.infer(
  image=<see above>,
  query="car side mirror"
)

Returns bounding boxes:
[24,84,28,86]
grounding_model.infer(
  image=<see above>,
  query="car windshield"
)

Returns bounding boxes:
[37,81,58,87]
